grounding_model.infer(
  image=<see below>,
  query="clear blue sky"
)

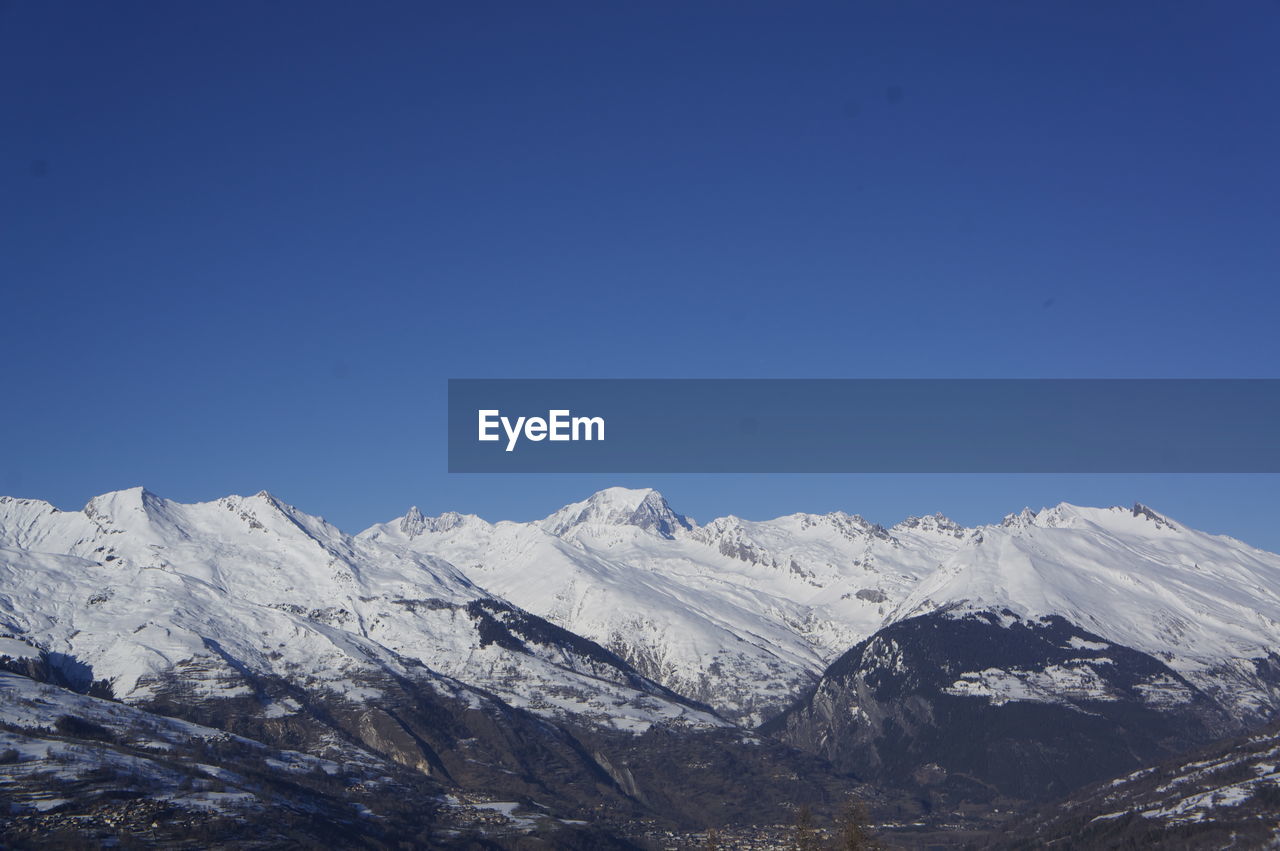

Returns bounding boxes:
[3,2,1279,548]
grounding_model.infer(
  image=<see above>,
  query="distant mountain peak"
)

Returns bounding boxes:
[542,487,693,539]
[999,502,1098,530]
[367,506,482,539]
[1001,507,1040,528]
[400,506,426,537]
[894,512,966,536]
[249,489,290,512]
[997,502,1182,535]
[1131,502,1179,530]
[82,486,162,524]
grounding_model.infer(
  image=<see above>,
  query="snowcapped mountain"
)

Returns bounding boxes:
[0,487,875,844]
[365,488,1280,791]
[0,488,720,734]
[763,607,1236,802]
[362,487,967,724]
[540,487,694,539]
[892,502,1280,723]
[764,503,1280,801]
[6,483,1280,839]
[377,491,1280,725]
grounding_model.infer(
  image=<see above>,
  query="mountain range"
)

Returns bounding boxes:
[3,486,1279,846]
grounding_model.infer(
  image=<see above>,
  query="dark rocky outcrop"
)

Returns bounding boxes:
[999,719,1280,849]
[763,610,1233,803]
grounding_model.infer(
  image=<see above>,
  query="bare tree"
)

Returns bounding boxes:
[793,804,822,851]
[833,796,880,850]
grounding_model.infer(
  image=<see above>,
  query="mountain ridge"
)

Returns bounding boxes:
[362,487,1280,729]
[5,485,1280,840]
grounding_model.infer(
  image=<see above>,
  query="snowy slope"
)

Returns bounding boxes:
[0,490,723,734]
[0,669,642,847]
[0,668,382,816]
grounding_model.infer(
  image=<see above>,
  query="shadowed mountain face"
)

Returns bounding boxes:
[762,610,1245,802]
[997,719,1280,849]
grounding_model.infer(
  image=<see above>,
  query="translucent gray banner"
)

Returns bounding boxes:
[447,379,1280,473]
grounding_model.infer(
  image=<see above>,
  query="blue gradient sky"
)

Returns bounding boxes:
[3,3,1279,547]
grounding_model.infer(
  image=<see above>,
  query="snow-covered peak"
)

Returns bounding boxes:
[783,511,884,537]
[892,512,968,538]
[693,510,892,557]
[0,496,64,547]
[998,502,1185,537]
[1000,502,1104,530]
[82,486,163,522]
[891,503,1280,722]
[1130,502,1180,531]
[361,507,489,543]
[401,505,426,536]
[541,487,693,539]
[1001,506,1042,528]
